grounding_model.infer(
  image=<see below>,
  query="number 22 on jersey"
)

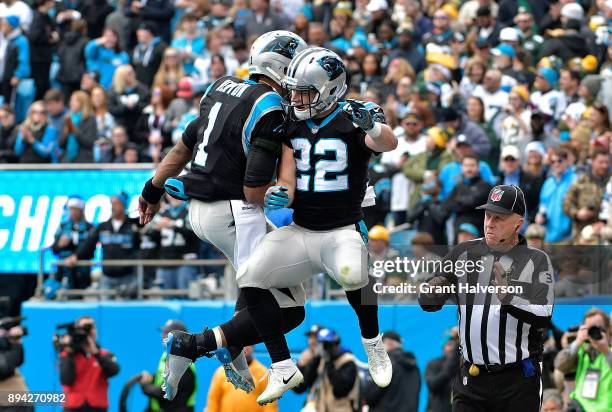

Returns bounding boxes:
[194,102,222,167]
[292,137,348,192]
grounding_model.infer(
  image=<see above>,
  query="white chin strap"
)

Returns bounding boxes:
[294,108,311,121]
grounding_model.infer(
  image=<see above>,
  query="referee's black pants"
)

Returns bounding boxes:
[452,362,541,412]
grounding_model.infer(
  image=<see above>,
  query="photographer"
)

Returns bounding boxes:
[59,316,120,412]
[554,308,612,412]
[294,328,359,412]
[0,318,31,411]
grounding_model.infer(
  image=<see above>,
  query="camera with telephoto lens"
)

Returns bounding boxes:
[0,316,28,338]
[53,322,92,352]
[587,326,604,341]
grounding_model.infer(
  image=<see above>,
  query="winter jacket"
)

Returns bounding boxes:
[28,11,55,66]
[438,160,496,200]
[84,40,130,89]
[1,30,30,102]
[539,32,590,62]
[563,171,610,241]
[403,149,453,209]
[455,114,491,160]
[108,83,150,137]
[13,124,59,163]
[539,167,576,242]
[124,0,174,43]
[425,353,458,412]
[364,348,420,412]
[440,175,492,236]
[497,169,544,223]
[59,113,97,163]
[57,32,88,85]
[131,38,166,87]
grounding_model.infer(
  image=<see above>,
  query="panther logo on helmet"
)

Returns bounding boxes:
[317,56,345,81]
[260,36,301,59]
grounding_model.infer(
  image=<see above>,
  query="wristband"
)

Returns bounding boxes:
[142,178,165,204]
[366,122,382,139]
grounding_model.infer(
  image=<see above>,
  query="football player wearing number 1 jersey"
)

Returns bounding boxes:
[138,31,308,401]
[235,47,398,404]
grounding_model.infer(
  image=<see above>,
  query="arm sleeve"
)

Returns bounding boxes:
[59,352,76,386]
[75,226,100,260]
[84,40,99,71]
[326,359,357,398]
[244,111,285,188]
[180,117,202,152]
[293,355,321,394]
[96,350,120,378]
[501,251,555,328]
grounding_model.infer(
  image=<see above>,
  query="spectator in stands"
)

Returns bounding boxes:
[206,345,277,412]
[368,225,399,275]
[440,107,491,160]
[525,223,546,251]
[465,95,499,169]
[498,85,532,155]
[539,4,590,62]
[85,28,130,90]
[0,15,30,106]
[298,325,322,367]
[472,69,508,123]
[154,194,200,290]
[29,0,58,100]
[44,89,67,133]
[456,222,479,244]
[124,0,174,44]
[563,150,610,242]
[388,23,426,74]
[59,316,120,412]
[134,86,172,163]
[13,100,59,163]
[425,327,459,412]
[364,331,420,412]
[108,64,150,138]
[66,192,140,292]
[140,320,196,412]
[171,13,205,76]
[524,140,547,179]
[555,308,612,412]
[152,48,185,94]
[537,148,577,244]
[243,0,291,40]
[91,86,116,141]
[294,328,359,411]
[0,105,17,163]
[497,145,543,223]
[459,57,486,100]
[56,20,88,99]
[131,23,167,88]
[80,71,101,95]
[52,196,92,289]
[406,174,447,245]
[164,78,193,137]
[557,69,581,120]
[96,125,129,163]
[531,67,561,123]
[403,127,452,209]
[73,0,113,40]
[0,1,32,32]
[438,154,492,239]
[122,142,142,163]
[438,135,496,201]
[59,91,98,163]
[193,32,239,87]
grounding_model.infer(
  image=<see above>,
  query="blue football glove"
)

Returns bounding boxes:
[349,101,374,131]
[264,186,289,210]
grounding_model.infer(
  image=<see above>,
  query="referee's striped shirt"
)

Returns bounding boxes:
[419,236,555,365]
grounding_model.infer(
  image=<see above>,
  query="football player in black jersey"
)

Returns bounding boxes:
[235,47,398,404]
[138,31,308,401]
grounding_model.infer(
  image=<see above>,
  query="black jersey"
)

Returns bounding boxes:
[284,100,386,230]
[180,76,284,201]
[157,204,199,260]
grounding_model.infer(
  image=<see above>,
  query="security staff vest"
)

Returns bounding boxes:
[150,352,196,411]
[572,343,612,412]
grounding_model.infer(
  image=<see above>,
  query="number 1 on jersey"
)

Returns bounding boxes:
[194,101,222,167]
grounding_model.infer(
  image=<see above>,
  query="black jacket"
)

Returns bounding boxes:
[440,176,492,237]
[56,31,88,85]
[124,0,174,43]
[497,170,544,223]
[60,115,98,163]
[425,353,458,412]
[108,83,150,138]
[539,32,591,62]
[131,39,166,87]
[76,217,140,278]
[364,348,420,412]
[28,11,56,66]
[406,199,448,246]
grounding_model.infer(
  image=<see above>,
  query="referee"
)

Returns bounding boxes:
[419,185,555,411]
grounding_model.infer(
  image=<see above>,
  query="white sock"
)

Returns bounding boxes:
[362,334,382,345]
[272,359,295,369]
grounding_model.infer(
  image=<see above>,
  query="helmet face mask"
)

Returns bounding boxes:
[281,47,348,121]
